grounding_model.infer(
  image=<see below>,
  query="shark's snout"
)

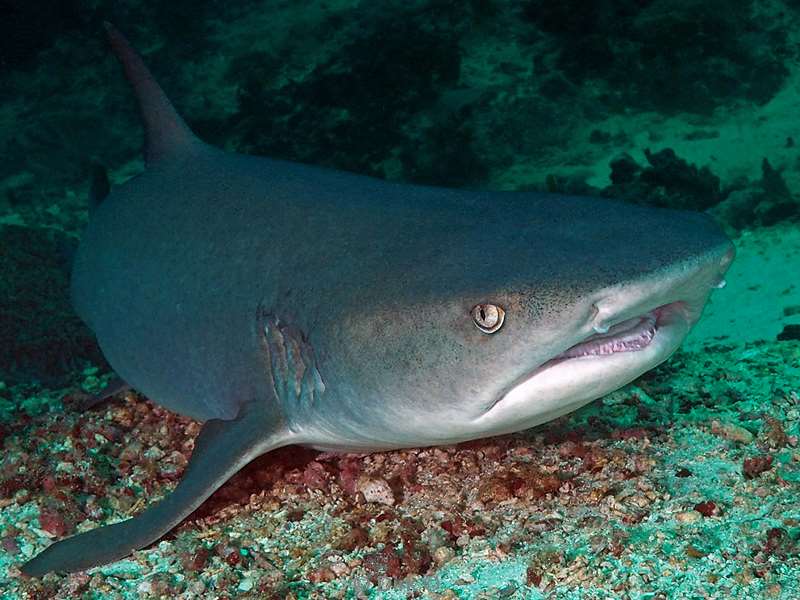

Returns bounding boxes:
[681,236,736,322]
[469,212,735,437]
[718,242,736,281]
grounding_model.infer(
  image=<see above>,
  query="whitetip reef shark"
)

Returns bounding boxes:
[21,23,734,576]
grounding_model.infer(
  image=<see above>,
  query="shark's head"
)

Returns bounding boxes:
[308,190,733,450]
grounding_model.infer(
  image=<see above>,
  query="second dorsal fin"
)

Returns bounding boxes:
[104,22,201,165]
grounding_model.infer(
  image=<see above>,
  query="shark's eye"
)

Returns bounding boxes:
[471,303,505,333]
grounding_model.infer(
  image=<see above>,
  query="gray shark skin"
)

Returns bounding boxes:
[21,24,734,576]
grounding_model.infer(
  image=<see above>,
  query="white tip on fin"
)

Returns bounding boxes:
[104,22,200,165]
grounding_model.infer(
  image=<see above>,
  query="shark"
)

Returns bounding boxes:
[21,23,734,576]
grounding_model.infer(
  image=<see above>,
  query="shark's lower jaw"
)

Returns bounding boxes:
[473,301,691,435]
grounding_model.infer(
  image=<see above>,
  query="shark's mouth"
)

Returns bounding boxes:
[556,309,660,358]
[544,302,686,367]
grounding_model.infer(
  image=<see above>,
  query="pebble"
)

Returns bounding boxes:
[433,546,455,565]
[237,577,254,592]
[496,583,517,597]
[356,476,395,506]
[144,445,165,460]
[766,583,783,597]
[188,580,206,595]
[674,510,702,524]
[710,420,754,443]
[98,560,142,579]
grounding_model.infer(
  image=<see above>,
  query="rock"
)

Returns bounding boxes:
[356,476,395,506]
[711,420,754,443]
[675,510,702,524]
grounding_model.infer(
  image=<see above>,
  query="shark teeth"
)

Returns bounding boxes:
[558,312,658,358]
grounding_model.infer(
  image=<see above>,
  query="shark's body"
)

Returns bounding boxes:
[22,25,733,576]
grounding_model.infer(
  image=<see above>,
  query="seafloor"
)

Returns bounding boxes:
[1,1,800,599]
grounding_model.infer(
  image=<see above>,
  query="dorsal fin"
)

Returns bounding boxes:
[103,22,200,165]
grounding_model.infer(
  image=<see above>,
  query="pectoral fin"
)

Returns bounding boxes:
[21,397,286,576]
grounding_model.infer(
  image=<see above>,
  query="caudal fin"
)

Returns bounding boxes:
[104,22,201,165]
